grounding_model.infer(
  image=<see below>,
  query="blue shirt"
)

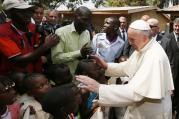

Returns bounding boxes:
[91,33,124,62]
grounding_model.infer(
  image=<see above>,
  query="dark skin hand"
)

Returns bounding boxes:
[80,43,94,58]
[89,55,108,70]
[10,34,60,66]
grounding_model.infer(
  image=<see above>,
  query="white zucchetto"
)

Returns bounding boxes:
[129,20,151,30]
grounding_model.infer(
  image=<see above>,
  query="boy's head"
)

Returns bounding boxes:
[0,76,16,106]
[75,59,105,83]
[31,2,44,25]
[42,83,82,118]
[9,71,26,95]
[23,73,51,100]
[47,64,72,86]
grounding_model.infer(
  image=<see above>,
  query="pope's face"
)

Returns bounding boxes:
[128,28,147,51]
[173,22,179,35]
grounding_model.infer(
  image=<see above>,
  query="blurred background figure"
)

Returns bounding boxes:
[141,14,150,21]
[43,9,61,34]
[31,2,44,25]
[166,17,179,118]
[118,16,134,58]
[118,16,127,42]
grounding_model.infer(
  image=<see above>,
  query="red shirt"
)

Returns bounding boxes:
[8,103,21,119]
[0,22,43,75]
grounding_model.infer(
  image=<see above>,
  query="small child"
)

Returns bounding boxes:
[42,83,82,119]
[17,73,52,119]
[46,64,72,86]
[0,75,20,119]
[75,59,108,119]
[75,59,107,84]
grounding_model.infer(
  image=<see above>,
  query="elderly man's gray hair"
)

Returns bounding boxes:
[174,18,179,24]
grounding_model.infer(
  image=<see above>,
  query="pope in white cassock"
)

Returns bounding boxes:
[76,20,174,119]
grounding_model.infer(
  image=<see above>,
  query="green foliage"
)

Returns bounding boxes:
[24,0,162,8]
[105,0,127,7]
[146,0,161,6]
[105,0,161,7]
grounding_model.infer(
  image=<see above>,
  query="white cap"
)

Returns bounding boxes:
[129,20,151,30]
[2,0,33,10]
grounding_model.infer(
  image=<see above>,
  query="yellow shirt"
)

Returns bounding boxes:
[51,23,90,74]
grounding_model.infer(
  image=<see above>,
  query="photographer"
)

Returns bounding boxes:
[37,10,61,73]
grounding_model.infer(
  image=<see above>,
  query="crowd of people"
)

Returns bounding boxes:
[0,0,179,119]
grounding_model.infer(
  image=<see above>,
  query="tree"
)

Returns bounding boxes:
[25,0,82,9]
[105,0,161,7]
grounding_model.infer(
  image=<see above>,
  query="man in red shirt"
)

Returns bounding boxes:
[0,0,59,75]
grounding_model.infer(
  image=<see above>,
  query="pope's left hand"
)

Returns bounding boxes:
[76,75,100,93]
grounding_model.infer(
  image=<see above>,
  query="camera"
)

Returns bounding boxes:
[36,24,55,35]
[36,23,61,35]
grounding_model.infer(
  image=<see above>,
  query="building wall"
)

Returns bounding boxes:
[91,14,129,32]
[130,10,170,32]
[58,10,169,33]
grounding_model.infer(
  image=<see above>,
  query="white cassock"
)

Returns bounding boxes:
[98,38,174,119]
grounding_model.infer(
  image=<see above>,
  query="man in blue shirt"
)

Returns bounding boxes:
[91,17,124,62]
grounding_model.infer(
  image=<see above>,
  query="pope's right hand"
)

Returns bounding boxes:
[76,75,100,93]
[89,55,108,70]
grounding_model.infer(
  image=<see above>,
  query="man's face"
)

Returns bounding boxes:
[33,7,44,24]
[47,11,59,25]
[147,21,159,37]
[119,18,127,30]
[11,8,34,25]
[173,22,179,35]
[74,13,90,32]
[101,18,115,33]
[29,76,51,99]
[150,25,159,37]
[128,28,146,51]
